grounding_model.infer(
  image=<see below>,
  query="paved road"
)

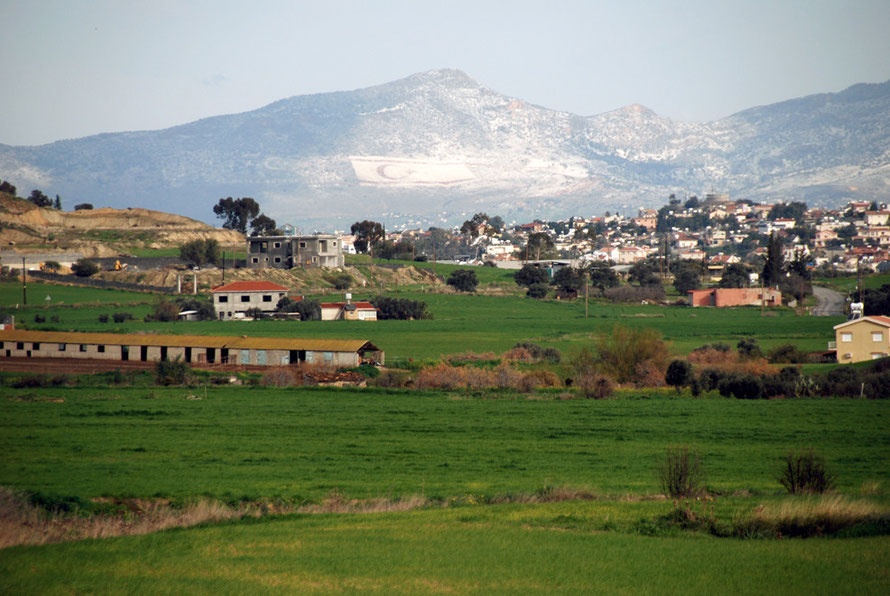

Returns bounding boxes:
[812,285,846,316]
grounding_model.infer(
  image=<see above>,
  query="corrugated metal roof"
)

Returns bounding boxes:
[0,329,378,353]
[211,281,289,293]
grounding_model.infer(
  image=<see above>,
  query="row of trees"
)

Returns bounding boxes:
[213,197,277,236]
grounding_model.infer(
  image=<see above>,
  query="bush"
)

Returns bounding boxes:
[331,274,352,290]
[526,283,549,299]
[513,264,549,287]
[579,373,615,399]
[767,343,809,364]
[447,269,478,292]
[780,449,836,495]
[146,299,179,322]
[717,373,764,399]
[593,325,668,385]
[33,314,45,323]
[74,203,93,210]
[260,367,297,387]
[665,360,694,393]
[519,370,561,392]
[276,297,321,321]
[659,446,704,499]
[43,261,61,271]
[155,358,189,385]
[71,258,99,277]
[113,312,134,323]
[371,296,431,320]
[98,314,109,323]
[179,238,219,266]
[512,342,561,364]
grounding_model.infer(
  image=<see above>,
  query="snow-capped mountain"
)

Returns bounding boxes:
[1,69,888,228]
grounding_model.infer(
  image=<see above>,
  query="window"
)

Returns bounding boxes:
[332,241,337,247]
[299,242,307,248]
[873,332,883,342]
[841,333,852,343]
[252,257,259,264]
[218,295,229,303]
[262,295,272,302]
[79,344,87,352]
[16,342,24,350]
[32,343,40,351]
[273,242,281,248]
[241,295,250,302]
[59,343,66,351]
[98,345,105,353]
[873,353,886,360]
[274,257,281,263]
[323,352,333,363]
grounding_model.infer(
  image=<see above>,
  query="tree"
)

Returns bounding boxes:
[53,195,62,210]
[718,263,751,288]
[513,264,549,287]
[249,214,278,236]
[27,189,52,208]
[585,262,619,292]
[74,203,93,211]
[552,266,584,295]
[629,261,661,287]
[71,258,99,277]
[447,269,478,292]
[0,180,17,195]
[665,360,694,393]
[526,283,549,299]
[460,213,490,238]
[276,297,321,321]
[762,232,784,286]
[213,197,260,233]
[350,220,385,254]
[179,238,219,266]
[672,262,702,294]
[175,296,215,321]
[524,232,555,260]
[768,201,808,223]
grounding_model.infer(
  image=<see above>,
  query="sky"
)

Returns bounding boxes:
[1,0,889,146]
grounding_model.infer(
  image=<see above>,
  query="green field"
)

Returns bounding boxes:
[2,282,843,360]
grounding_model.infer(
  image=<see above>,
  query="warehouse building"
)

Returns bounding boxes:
[0,329,383,367]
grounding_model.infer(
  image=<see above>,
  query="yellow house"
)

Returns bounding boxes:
[833,316,890,363]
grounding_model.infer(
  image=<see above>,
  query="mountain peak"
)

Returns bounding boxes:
[406,68,480,89]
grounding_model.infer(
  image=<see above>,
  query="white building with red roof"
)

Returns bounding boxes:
[211,281,290,320]
[321,296,378,321]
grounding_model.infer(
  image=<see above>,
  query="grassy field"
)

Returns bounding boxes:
[3,282,843,360]
[2,503,888,594]
[1,386,887,501]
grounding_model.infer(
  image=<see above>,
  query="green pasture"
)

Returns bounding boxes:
[1,387,887,501]
[814,273,890,294]
[2,503,889,594]
[4,282,843,360]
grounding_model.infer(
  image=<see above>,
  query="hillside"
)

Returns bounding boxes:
[0,193,244,257]
[2,70,889,228]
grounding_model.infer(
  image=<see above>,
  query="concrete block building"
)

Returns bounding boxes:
[211,281,289,320]
[833,316,890,363]
[246,234,344,269]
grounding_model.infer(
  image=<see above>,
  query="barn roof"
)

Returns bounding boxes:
[0,329,378,353]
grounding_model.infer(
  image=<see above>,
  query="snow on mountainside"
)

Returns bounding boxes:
[1,69,889,229]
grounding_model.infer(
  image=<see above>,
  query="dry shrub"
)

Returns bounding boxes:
[780,449,835,495]
[594,326,669,384]
[520,369,561,392]
[372,370,411,388]
[502,346,534,363]
[414,363,495,390]
[576,372,615,399]
[732,496,889,538]
[493,363,524,390]
[688,347,772,376]
[659,446,704,498]
[260,367,297,387]
[634,359,666,387]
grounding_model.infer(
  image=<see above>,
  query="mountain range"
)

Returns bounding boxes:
[2,69,889,230]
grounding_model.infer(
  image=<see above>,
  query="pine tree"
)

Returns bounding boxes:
[762,232,784,286]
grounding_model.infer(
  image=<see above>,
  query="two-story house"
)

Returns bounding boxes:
[211,281,289,320]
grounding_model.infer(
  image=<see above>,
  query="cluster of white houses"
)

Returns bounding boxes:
[0,329,384,367]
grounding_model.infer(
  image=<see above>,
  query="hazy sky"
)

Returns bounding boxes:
[2,0,889,146]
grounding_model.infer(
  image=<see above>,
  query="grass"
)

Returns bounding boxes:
[1,502,889,594]
[1,386,887,502]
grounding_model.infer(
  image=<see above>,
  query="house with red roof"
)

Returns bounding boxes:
[321,296,378,321]
[834,316,890,363]
[211,281,290,320]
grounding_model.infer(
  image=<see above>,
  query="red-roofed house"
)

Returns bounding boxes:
[321,298,378,321]
[211,281,289,320]
[833,316,890,363]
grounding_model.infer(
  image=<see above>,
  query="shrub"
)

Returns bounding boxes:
[666,360,694,393]
[768,343,809,364]
[737,337,763,360]
[780,449,836,495]
[717,373,764,399]
[513,264,549,287]
[372,370,411,388]
[331,274,352,290]
[501,346,534,363]
[276,297,321,321]
[580,373,614,399]
[512,342,561,364]
[526,283,548,299]
[634,359,666,388]
[71,258,99,277]
[519,370,561,392]
[593,325,668,384]
[33,314,45,323]
[493,363,524,390]
[43,261,61,271]
[371,296,431,320]
[244,307,265,319]
[113,312,134,323]
[98,314,109,323]
[447,269,478,292]
[155,358,189,385]
[146,299,179,322]
[659,446,704,499]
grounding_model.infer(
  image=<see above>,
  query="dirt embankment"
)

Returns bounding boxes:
[0,193,243,257]
[95,263,442,294]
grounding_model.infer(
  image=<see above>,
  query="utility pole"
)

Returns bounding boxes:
[221,251,225,284]
[22,257,27,305]
[761,274,765,316]
[584,271,589,319]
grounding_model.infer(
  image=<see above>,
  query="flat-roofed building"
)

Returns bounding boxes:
[211,281,289,320]
[246,234,344,269]
[0,329,383,367]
